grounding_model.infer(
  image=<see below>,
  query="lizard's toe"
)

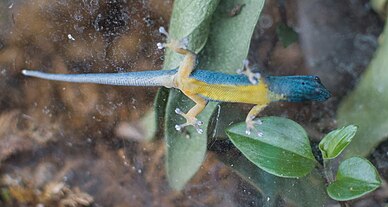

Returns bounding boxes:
[159,26,169,37]
[248,76,258,85]
[245,119,264,136]
[157,42,165,49]
[194,126,203,134]
[196,120,204,126]
[180,37,189,49]
[175,108,183,115]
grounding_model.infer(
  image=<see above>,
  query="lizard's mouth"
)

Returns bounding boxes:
[315,87,331,101]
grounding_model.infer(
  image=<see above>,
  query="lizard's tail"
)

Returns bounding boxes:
[22,69,177,87]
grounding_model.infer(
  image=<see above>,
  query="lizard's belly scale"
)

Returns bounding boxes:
[184,78,270,104]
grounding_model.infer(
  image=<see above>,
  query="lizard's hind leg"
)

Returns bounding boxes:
[245,104,267,136]
[175,93,208,134]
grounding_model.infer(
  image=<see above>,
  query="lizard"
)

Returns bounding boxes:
[22,27,331,136]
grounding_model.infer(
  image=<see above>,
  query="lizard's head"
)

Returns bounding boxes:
[266,76,331,102]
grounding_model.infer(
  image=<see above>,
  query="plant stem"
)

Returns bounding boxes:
[323,159,335,183]
[323,159,349,207]
[339,201,350,207]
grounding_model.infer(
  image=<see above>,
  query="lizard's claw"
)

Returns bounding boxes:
[159,26,169,37]
[245,118,263,137]
[157,26,169,49]
[174,108,204,134]
[180,37,189,49]
[238,59,261,85]
[157,42,165,49]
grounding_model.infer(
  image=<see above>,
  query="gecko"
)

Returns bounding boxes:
[22,27,331,136]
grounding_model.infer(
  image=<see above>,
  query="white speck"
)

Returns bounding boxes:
[267,197,270,201]
[67,34,75,41]
[137,169,142,174]
[9,3,13,8]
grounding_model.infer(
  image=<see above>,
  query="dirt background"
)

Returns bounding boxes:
[0,0,387,206]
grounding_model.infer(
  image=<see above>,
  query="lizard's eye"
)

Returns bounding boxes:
[314,76,321,83]
[301,82,305,85]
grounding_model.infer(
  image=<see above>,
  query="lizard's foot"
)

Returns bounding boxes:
[245,118,263,137]
[237,59,261,84]
[157,26,188,50]
[174,108,204,134]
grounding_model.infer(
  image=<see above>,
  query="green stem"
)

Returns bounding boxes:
[322,159,349,207]
[323,159,335,183]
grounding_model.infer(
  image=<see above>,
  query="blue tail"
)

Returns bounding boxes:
[22,69,177,87]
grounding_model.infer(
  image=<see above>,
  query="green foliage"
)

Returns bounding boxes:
[165,100,217,190]
[226,117,316,177]
[153,0,383,202]
[319,125,358,159]
[276,23,298,47]
[226,118,381,203]
[160,0,265,190]
[371,0,388,17]
[162,0,220,190]
[220,154,329,207]
[327,157,381,201]
[140,88,170,141]
[337,15,388,157]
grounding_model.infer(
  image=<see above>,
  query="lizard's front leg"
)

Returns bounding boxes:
[157,27,197,80]
[245,104,267,136]
[237,60,261,84]
[175,93,208,134]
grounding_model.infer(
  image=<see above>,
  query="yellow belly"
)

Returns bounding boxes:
[183,78,270,105]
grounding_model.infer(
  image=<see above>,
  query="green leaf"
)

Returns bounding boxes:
[337,15,388,157]
[165,99,217,190]
[276,23,298,48]
[163,0,265,190]
[219,153,329,207]
[163,0,220,191]
[208,103,246,141]
[163,0,219,69]
[226,116,316,178]
[327,157,381,201]
[370,0,388,17]
[319,125,358,160]
[141,87,170,141]
[198,0,264,69]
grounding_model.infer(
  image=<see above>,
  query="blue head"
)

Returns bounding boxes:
[265,76,331,102]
